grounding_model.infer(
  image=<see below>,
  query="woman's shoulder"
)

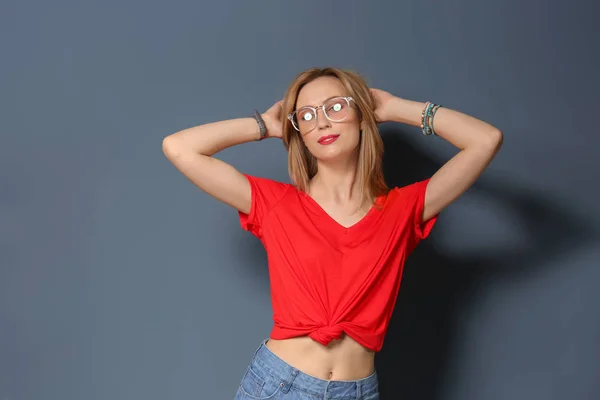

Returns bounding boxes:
[385,178,431,204]
[243,173,296,198]
[243,173,293,187]
[389,178,431,193]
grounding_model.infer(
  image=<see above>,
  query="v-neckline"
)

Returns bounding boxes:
[298,189,385,233]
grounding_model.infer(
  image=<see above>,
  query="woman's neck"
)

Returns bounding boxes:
[309,156,361,205]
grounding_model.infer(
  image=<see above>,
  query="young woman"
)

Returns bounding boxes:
[162,67,503,400]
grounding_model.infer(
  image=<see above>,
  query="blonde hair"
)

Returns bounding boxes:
[281,67,389,206]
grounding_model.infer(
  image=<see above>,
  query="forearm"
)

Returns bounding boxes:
[163,117,261,157]
[389,97,502,150]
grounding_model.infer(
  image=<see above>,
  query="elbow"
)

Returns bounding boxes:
[162,134,182,160]
[484,128,503,152]
[491,128,503,143]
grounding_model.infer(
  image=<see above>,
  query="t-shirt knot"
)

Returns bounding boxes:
[309,324,344,344]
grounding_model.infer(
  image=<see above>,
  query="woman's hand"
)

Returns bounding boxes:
[261,100,284,138]
[370,88,399,123]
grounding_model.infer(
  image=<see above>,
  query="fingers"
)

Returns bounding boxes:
[264,100,285,125]
[267,100,283,114]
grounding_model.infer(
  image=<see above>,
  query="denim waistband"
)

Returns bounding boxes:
[249,338,379,399]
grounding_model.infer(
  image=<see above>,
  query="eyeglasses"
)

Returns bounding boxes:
[287,96,355,132]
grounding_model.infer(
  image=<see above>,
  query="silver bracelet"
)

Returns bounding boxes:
[252,110,267,140]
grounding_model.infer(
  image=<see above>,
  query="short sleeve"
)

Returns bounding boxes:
[238,174,290,238]
[394,178,438,244]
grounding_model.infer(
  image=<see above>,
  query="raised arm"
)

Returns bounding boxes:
[162,101,283,214]
[371,89,503,222]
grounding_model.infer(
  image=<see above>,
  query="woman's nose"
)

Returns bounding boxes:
[316,107,331,129]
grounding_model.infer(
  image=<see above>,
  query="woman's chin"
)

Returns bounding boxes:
[312,145,357,163]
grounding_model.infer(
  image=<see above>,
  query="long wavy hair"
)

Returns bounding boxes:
[281,67,389,206]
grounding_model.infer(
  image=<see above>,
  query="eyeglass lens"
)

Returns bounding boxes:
[292,97,350,131]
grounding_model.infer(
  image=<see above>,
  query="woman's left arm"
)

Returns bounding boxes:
[375,91,503,222]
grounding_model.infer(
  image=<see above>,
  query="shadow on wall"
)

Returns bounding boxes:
[377,127,598,400]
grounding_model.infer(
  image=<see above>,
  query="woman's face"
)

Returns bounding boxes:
[293,76,362,163]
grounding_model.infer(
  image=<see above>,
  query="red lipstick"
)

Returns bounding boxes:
[317,134,340,145]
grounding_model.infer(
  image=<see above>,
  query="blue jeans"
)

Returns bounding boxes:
[234,338,379,400]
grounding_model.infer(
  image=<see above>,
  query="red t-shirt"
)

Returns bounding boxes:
[238,174,437,352]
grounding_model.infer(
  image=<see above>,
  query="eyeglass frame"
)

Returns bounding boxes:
[287,96,356,132]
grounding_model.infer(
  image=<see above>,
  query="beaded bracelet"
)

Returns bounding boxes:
[421,102,442,136]
[252,110,267,140]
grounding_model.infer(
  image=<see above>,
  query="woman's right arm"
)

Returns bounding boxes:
[162,101,283,215]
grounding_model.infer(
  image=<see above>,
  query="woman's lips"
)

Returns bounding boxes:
[317,134,340,145]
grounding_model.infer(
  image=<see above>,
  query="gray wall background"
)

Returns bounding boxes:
[2,1,599,399]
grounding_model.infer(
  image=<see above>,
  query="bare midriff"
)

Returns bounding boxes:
[265,333,375,381]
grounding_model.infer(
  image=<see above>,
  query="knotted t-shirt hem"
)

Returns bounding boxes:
[270,324,382,353]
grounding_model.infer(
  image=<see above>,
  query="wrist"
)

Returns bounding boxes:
[250,110,268,140]
[390,98,426,127]
[243,117,265,142]
[260,113,281,139]
[260,113,272,138]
